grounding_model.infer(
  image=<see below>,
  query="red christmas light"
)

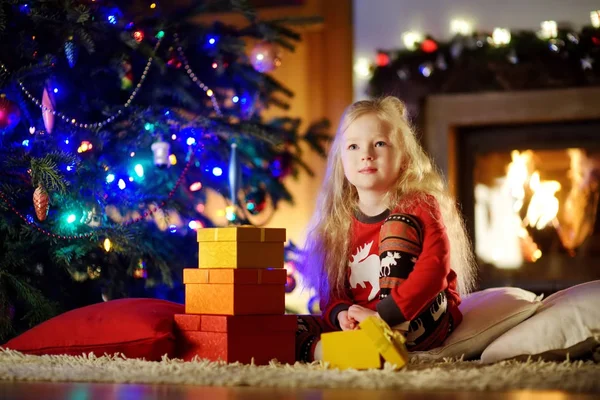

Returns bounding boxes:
[376,51,390,67]
[133,30,144,43]
[421,39,438,53]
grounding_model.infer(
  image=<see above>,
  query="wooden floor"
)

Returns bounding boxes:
[0,381,597,400]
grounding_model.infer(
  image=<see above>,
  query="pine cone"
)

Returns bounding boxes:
[33,185,49,221]
[64,40,78,68]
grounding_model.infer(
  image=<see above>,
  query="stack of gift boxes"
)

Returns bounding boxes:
[174,225,409,369]
[174,226,297,365]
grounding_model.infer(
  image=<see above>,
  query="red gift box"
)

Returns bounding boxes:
[174,314,297,365]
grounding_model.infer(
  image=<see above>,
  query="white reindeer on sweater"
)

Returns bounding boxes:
[348,241,380,301]
[431,293,447,322]
[380,251,401,277]
[406,318,425,346]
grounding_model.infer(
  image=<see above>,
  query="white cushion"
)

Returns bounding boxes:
[410,287,542,360]
[481,280,600,364]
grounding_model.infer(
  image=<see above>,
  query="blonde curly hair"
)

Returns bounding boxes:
[301,96,477,303]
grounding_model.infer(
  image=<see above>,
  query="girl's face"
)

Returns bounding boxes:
[340,113,402,198]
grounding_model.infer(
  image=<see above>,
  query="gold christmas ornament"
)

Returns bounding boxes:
[87,265,101,280]
[33,185,49,221]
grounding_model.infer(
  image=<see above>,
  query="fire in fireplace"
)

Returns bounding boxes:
[474,148,599,268]
[456,121,600,293]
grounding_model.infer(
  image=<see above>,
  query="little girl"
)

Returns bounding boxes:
[296,96,477,362]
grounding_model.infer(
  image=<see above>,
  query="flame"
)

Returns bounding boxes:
[476,148,596,268]
[504,151,561,232]
[555,149,600,251]
[502,150,561,263]
[505,150,532,212]
[525,172,561,230]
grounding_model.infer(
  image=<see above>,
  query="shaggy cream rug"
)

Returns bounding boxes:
[0,350,598,393]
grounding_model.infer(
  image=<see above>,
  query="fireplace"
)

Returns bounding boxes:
[424,87,600,294]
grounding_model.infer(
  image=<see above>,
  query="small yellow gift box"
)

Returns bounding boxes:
[321,316,409,370]
[197,226,286,269]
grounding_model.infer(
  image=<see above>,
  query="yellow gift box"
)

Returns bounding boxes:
[321,316,408,370]
[360,316,408,369]
[197,226,286,269]
[321,330,381,370]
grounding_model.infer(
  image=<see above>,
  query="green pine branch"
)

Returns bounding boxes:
[230,0,257,23]
[303,119,331,158]
[28,152,77,192]
[0,271,60,336]
[70,4,91,24]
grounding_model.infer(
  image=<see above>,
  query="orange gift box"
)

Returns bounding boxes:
[183,268,286,315]
[174,314,297,365]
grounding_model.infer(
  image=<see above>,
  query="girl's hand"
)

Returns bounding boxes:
[347,304,379,324]
[338,310,357,331]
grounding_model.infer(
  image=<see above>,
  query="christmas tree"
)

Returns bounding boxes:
[0,0,328,340]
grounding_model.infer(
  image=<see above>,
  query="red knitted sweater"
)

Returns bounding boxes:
[320,196,462,333]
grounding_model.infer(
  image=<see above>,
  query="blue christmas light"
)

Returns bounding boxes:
[169,224,177,233]
[53,87,59,93]
[26,214,34,223]
[419,64,432,77]
[134,164,144,178]
[272,159,282,178]
[232,96,239,103]
[212,167,223,177]
[206,36,219,48]
[118,179,126,190]
[108,15,117,24]
[66,165,74,172]
[106,173,115,183]
[22,140,30,147]
[186,137,196,146]
[64,139,69,144]
[66,214,77,224]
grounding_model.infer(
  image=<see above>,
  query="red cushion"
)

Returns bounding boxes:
[2,298,183,361]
